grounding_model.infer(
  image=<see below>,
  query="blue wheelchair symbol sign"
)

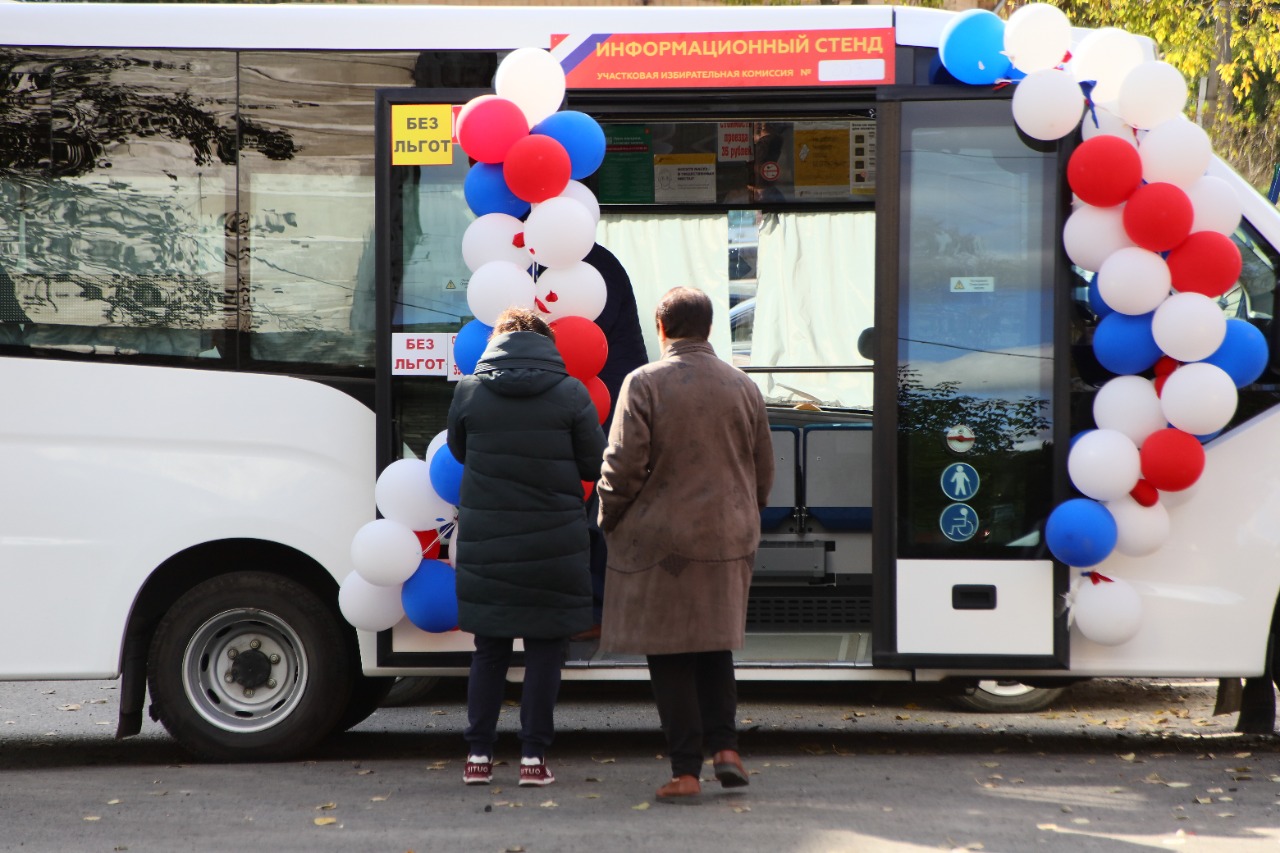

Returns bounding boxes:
[940,462,979,502]
[940,503,979,542]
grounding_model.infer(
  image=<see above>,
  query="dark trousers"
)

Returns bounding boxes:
[465,635,566,760]
[646,650,738,778]
[586,491,606,624]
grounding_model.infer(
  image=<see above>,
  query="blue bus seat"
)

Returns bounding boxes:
[803,423,872,532]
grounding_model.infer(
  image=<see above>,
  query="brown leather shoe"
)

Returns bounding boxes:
[655,774,701,803]
[712,750,749,788]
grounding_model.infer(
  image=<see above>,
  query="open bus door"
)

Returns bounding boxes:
[872,89,1070,671]
[371,80,1073,675]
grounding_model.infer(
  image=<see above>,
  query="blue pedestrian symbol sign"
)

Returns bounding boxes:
[940,503,978,542]
[940,462,979,502]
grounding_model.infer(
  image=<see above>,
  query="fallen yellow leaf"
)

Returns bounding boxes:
[632,802,651,811]
[313,817,337,826]
[83,816,101,822]
[539,800,557,809]
[315,803,337,811]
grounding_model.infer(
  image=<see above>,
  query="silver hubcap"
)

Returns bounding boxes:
[181,608,308,734]
[976,679,1036,698]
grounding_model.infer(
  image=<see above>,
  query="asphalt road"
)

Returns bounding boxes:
[1,677,1278,853]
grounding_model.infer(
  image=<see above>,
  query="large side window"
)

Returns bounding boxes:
[240,51,421,370]
[0,48,235,358]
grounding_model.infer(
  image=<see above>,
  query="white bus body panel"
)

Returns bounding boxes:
[0,359,374,679]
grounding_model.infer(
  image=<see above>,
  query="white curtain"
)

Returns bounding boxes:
[752,210,876,409]
[597,213,731,362]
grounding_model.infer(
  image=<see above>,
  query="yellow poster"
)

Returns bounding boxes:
[793,124,851,199]
[390,104,455,166]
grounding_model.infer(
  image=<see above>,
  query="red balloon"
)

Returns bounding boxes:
[457,97,528,165]
[1123,182,1193,253]
[1068,136,1142,207]
[581,480,595,501]
[1153,355,1180,377]
[415,529,442,559]
[1129,478,1159,507]
[551,315,608,380]
[1139,428,1205,492]
[1166,231,1243,298]
[503,135,571,203]
[585,375,611,426]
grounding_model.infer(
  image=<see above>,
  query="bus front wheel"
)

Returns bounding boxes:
[147,571,354,761]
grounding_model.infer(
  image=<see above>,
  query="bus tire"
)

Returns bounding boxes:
[949,680,1068,713]
[147,571,353,761]
[335,674,396,732]
[381,676,442,707]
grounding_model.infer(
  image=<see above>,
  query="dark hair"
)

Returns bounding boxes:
[493,306,555,341]
[655,287,712,341]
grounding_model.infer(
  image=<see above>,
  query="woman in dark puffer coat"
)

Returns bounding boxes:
[446,307,606,788]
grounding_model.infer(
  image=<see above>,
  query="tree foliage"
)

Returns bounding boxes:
[1040,0,1279,189]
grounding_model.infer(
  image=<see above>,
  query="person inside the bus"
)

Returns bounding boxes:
[597,286,775,803]
[446,307,607,789]
[572,243,648,643]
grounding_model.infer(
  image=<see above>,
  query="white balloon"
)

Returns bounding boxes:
[1106,494,1171,557]
[350,518,422,587]
[494,47,566,128]
[425,430,449,466]
[1097,247,1171,316]
[536,180,601,225]
[1151,292,1226,362]
[1071,28,1144,110]
[375,458,454,530]
[1118,61,1188,130]
[339,572,406,633]
[1160,362,1238,436]
[1004,3,1071,73]
[1138,116,1211,188]
[466,260,537,326]
[1080,106,1136,146]
[524,196,596,270]
[1093,375,1166,447]
[444,517,459,567]
[1012,68,1084,141]
[1073,575,1144,645]
[1063,203,1135,272]
[461,213,533,273]
[1186,175,1243,236]
[535,261,607,323]
[1068,428,1141,501]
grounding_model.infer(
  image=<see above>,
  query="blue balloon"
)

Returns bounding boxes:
[463,162,530,219]
[453,319,493,376]
[429,444,464,507]
[532,110,606,181]
[938,9,1012,85]
[1092,311,1161,376]
[1086,277,1114,320]
[1045,498,1117,568]
[401,558,458,633]
[1200,318,1269,388]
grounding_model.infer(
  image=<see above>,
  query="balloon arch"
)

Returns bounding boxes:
[941,5,1268,646]
[339,9,1272,645]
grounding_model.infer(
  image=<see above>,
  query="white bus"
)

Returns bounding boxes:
[1,3,1277,760]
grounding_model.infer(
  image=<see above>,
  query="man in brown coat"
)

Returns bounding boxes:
[597,286,774,803]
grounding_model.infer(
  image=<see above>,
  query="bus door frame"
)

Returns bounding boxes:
[870,86,1073,672]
